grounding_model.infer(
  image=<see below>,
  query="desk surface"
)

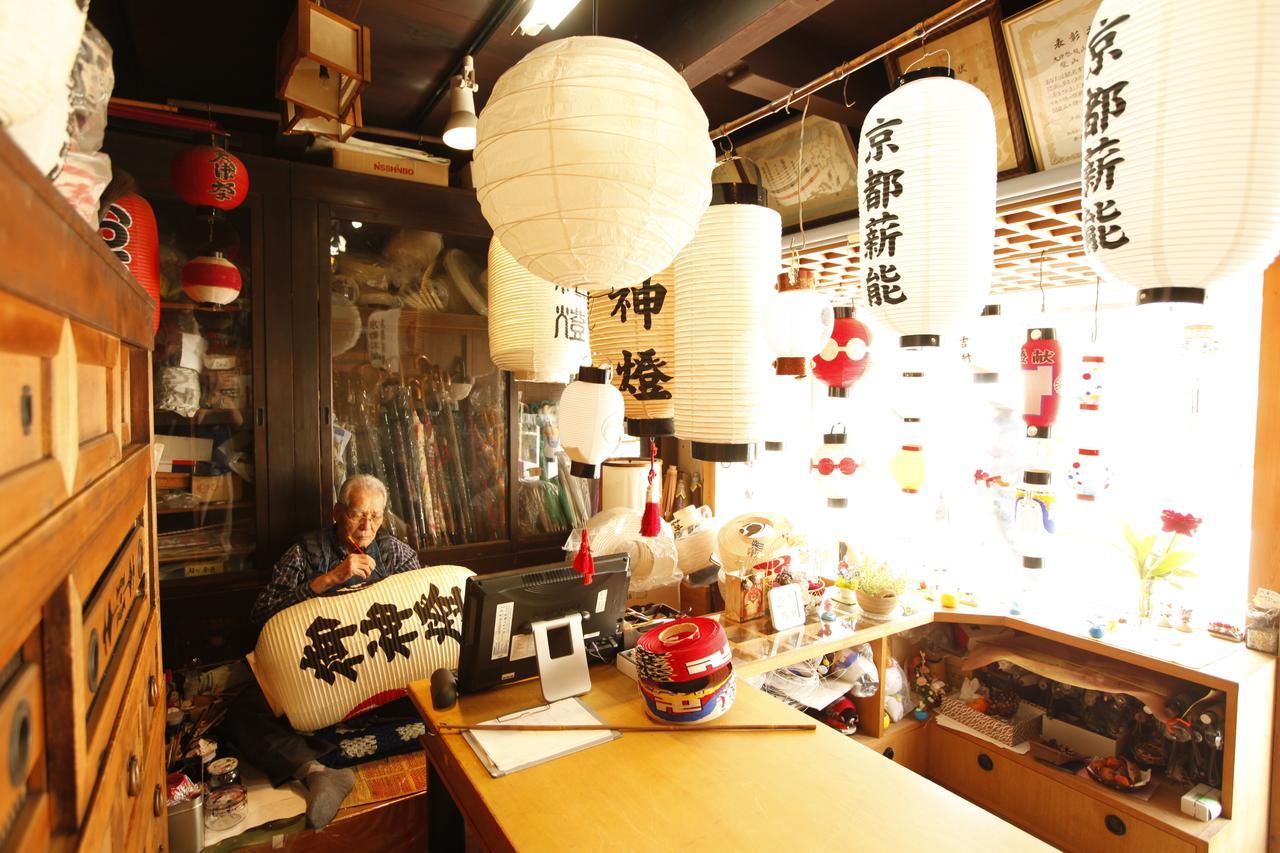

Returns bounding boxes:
[409,668,1049,853]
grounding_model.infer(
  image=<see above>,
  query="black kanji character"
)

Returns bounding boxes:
[1054,37,1065,49]
[863,168,904,211]
[209,150,239,202]
[1083,199,1130,251]
[360,602,419,661]
[1085,81,1128,136]
[1084,136,1125,193]
[414,584,464,645]
[299,616,365,684]
[866,264,906,306]
[630,279,667,331]
[1087,15,1130,75]
[863,213,903,260]
[617,348,672,401]
[608,287,631,323]
[863,117,902,163]
[554,304,587,341]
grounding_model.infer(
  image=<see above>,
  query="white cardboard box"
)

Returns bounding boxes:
[1041,716,1117,758]
[1180,784,1222,821]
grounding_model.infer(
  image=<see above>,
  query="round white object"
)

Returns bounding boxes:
[473,36,715,292]
[487,238,590,382]
[764,287,835,358]
[558,368,625,478]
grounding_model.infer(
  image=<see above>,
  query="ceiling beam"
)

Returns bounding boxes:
[644,0,840,88]
[722,63,866,126]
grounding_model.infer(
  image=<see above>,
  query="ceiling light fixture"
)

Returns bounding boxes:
[443,55,479,151]
[518,0,582,36]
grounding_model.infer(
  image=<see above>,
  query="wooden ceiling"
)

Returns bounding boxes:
[90,0,1042,154]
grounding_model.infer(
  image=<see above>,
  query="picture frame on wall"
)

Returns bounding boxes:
[885,1,1032,179]
[731,115,861,232]
[1001,0,1102,172]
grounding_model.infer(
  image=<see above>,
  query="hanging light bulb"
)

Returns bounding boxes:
[765,269,834,377]
[443,55,479,151]
[558,365,625,478]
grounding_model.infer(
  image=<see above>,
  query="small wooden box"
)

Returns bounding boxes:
[331,146,448,186]
[156,472,191,491]
[191,474,244,504]
[940,696,1045,746]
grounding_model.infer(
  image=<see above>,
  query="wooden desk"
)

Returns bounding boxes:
[408,668,1049,852]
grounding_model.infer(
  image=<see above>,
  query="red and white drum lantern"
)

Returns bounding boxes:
[170,144,249,212]
[100,193,161,332]
[182,252,242,305]
[634,617,735,724]
[1021,328,1061,439]
[811,430,860,509]
[814,307,871,398]
[1078,354,1104,411]
[1067,447,1109,502]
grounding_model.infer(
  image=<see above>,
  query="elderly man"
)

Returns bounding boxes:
[226,474,420,830]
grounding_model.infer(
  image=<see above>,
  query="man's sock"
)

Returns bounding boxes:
[295,762,355,830]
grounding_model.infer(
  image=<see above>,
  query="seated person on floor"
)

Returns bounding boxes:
[225,474,419,830]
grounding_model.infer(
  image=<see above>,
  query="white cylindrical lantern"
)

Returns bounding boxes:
[674,183,782,462]
[958,304,1010,384]
[765,270,835,376]
[600,457,661,512]
[487,238,590,382]
[1014,469,1054,568]
[857,68,996,348]
[811,430,860,508]
[558,365,625,478]
[1080,0,1280,306]
[589,266,675,436]
[473,36,715,292]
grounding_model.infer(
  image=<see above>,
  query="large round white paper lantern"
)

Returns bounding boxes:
[1079,0,1280,305]
[765,270,835,376]
[488,238,590,382]
[674,184,782,462]
[589,266,676,436]
[473,36,715,293]
[559,365,625,478]
[857,68,996,348]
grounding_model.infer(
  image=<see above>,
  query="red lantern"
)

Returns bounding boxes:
[813,307,871,398]
[170,145,249,211]
[1021,328,1061,439]
[182,253,242,305]
[100,194,161,332]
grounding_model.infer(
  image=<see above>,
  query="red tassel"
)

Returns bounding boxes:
[640,439,661,537]
[573,528,594,585]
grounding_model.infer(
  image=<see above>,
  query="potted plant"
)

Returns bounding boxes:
[830,570,858,606]
[1122,509,1200,622]
[854,557,905,617]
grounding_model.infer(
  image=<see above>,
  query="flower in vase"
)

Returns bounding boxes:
[1122,510,1200,620]
[1160,510,1202,537]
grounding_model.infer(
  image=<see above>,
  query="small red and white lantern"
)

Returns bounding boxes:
[1021,327,1061,439]
[170,145,249,212]
[813,307,871,398]
[811,428,860,508]
[182,252,242,305]
[1078,354,1104,411]
[1067,447,1109,502]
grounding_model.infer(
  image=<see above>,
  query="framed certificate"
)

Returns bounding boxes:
[732,115,861,232]
[887,2,1032,178]
[1001,0,1102,171]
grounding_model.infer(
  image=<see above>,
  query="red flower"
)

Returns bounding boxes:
[1161,510,1202,537]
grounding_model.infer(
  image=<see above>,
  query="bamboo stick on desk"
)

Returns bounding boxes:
[434,722,816,734]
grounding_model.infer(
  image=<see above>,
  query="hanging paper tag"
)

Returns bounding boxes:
[367,309,402,372]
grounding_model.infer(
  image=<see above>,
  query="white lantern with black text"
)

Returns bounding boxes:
[589,266,676,436]
[857,68,996,348]
[474,37,715,292]
[488,238,589,382]
[674,183,781,462]
[1080,1,1280,305]
[558,365,625,479]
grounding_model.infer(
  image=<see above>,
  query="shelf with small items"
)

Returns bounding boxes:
[157,543,256,564]
[155,500,254,516]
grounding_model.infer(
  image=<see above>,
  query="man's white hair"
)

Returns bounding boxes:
[337,474,388,507]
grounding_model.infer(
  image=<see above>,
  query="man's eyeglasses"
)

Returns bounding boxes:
[345,509,384,525]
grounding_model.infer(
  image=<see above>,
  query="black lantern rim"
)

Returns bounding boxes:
[576,365,609,384]
[827,498,849,509]
[691,441,756,463]
[832,305,857,320]
[710,182,769,208]
[896,66,955,88]
[823,431,848,444]
[981,303,1001,316]
[569,460,601,479]
[826,386,850,398]
[1022,556,1044,570]
[1137,287,1206,306]
[625,417,674,438]
[974,372,999,383]
[900,334,940,348]
[1026,327,1056,341]
[1022,469,1051,486]
[1026,424,1052,439]
[764,440,784,452]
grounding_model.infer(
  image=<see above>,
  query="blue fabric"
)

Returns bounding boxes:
[313,698,425,769]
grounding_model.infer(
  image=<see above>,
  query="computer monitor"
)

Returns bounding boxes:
[456,554,631,702]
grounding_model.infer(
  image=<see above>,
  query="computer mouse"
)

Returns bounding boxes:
[430,667,458,711]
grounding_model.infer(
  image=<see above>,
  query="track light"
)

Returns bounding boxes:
[443,55,479,151]
[518,0,582,36]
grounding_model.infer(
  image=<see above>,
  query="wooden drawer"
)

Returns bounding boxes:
[0,650,49,852]
[929,725,1196,853]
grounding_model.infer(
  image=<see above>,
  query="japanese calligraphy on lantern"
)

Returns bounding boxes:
[860,116,908,310]
[1080,11,1131,254]
[589,270,676,430]
[1002,0,1102,170]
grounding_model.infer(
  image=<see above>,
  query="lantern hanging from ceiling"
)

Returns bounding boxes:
[181,253,242,305]
[1014,469,1054,568]
[589,266,675,436]
[959,304,1009,384]
[1067,447,1109,502]
[857,67,996,348]
[473,36,715,292]
[277,0,370,129]
[558,365,625,478]
[674,182,781,462]
[765,269,834,376]
[1077,354,1104,412]
[813,307,871,398]
[488,238,589,383]
[99,194,161,332]
[1021,327,1061,439]
[1079,0,1280,306]
[170,145,249,212]
[890,439,925,495]
[811,429,860,509]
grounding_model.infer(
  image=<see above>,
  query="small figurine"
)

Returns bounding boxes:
[1158,602,1175,629]
[1088,622,1105,639]
[913,703,929,721]
[820,599,837,621]
[1178,607,1194,633]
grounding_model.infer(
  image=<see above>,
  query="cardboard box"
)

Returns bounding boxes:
[1041,716,1117,758]
[939,697,1045,746]
[1180,784,1223,821]
[156,434,214,472]
[627,578,680,611]
[191,474,244,504]
[331,146,448,186]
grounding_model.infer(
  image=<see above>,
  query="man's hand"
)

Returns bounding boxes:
[309,553,376,594]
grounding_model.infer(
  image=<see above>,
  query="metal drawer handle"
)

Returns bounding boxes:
[154,783,163,817]
[148,675,160,707]
[1105,814,1126,836]
[19,385,32,435]
[977,753,994,772]
[127,755,141,797]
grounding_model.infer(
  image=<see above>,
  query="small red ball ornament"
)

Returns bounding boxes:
[170,145,249,211]
[813,307,872,398]
[182,253,242,305]
[100,193,162,332]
